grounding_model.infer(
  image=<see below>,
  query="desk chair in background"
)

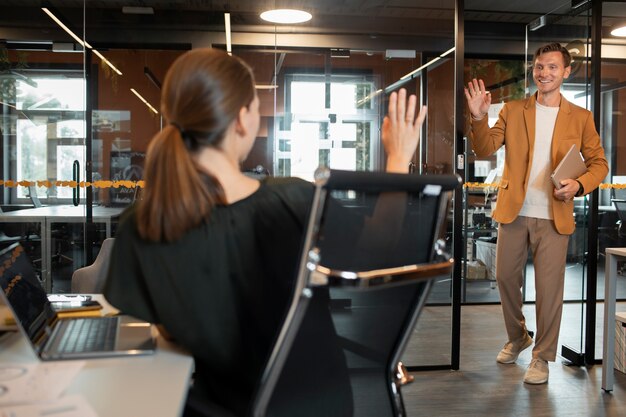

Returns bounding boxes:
[27,185,74,268]
[0,204,23,249]
[614,199,626,238]
[28,185,43,208]
[613,199,626,275]
[71,238,115,293]
[251,168,459,417]
[1,189,42,264]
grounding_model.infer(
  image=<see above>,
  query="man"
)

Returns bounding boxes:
[465,43,608,384]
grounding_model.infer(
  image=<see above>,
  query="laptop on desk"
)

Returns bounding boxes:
[0,242,155,360]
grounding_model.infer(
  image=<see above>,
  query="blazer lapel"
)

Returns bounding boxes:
[523,93,537,155]
[551,95,572,166]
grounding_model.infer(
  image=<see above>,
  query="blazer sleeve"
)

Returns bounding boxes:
[577,111,608,195]
[468,104,507,158]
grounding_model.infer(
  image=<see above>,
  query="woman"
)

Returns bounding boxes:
[104,48,425,416]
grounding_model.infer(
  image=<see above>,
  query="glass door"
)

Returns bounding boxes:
[399,15,456,368]
[525,1,593,363]
[462,57,526,303]
[402,52,456,367]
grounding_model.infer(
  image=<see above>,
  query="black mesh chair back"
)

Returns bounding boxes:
[252,168,459,417]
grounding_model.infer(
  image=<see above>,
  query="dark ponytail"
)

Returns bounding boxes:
[137,48,255,242]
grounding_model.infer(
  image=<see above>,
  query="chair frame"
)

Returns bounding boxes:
[252,168,459,417]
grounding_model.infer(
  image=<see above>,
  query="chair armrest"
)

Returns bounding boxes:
[312,259,453,288]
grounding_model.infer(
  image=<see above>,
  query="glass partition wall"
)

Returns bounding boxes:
[524,0,626,364]
[599,1,626,293]
[0,0,460,368]
[598,1,626,360]
[461,0,626,364]
[3,0,624,373]
[0,1,87,292]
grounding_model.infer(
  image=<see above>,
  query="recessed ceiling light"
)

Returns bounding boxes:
[611,25,626,37]
[260,9,312,24]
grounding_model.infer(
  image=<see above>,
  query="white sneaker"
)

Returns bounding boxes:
[496,333,533,364]
[524,358,549,384]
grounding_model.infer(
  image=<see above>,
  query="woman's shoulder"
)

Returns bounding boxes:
[261,176,314,198]
[263,176,312,187]
[251,176,315,218]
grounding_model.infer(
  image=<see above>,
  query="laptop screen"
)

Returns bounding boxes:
[0,243,56,349]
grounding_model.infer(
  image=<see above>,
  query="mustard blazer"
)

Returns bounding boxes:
[469,93,608,235]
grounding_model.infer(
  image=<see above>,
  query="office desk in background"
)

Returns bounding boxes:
[0,206,124,292]
[0,295,194,417]
[602,247,626,392]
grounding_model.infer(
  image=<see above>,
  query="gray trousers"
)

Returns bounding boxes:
[496,216,570,362]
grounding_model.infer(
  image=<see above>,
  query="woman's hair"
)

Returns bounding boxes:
[533,42,572,67]
[137,48,256,242]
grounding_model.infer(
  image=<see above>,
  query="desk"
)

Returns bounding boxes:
[0,295,194,417]
[0,206,123,292]
[602,247,626,392]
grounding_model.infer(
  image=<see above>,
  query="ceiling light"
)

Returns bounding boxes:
[255,84,278,90]
[224,13,232,55]
[611,25,626,37]
[42,7,91,49]
[260,9,312,24]
[92,49,123,75]
[42,8,122,75]
[130,88,158,114]
[400,46,455,80]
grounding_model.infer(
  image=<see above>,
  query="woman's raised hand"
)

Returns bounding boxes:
[382,88,427,173]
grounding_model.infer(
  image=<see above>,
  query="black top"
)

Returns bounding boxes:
[104,177,315,415]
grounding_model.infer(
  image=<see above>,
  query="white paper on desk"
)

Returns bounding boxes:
[0,394,98,417]
[0,361,84,406]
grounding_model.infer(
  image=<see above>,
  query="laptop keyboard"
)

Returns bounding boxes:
[57,317,119,353]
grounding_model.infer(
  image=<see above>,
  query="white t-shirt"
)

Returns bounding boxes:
[518,101,560,220]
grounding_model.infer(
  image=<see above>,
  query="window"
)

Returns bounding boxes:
[277,74,380,180]
[12,75,85,200]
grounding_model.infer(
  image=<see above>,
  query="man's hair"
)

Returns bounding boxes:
[533,42,572,67]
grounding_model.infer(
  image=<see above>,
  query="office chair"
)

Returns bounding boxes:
[1,193,42,263]
[0,229,23,250]
[28,185,43,208]
[71,238,115,293]
[27,186,74,268]
[252,168,459,417]
[614,199,626,239]
[613,199,626,275]
[0,206,23,250]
